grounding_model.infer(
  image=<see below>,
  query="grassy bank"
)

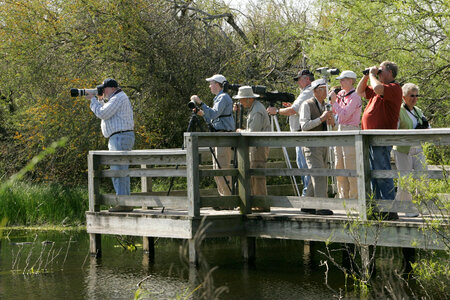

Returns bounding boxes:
[0,182,88,226]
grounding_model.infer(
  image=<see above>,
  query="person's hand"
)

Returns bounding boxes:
[369,66,379,76]
[85,92,96,100]
[190,95,202,105]
[320,110,333,123]
[328,91,337,104]
[326,112,335,126]
[196,109,204,117]
[233,103,240,112]
[267,106,278,115]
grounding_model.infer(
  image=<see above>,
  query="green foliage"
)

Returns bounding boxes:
[0,0,448,186]
[0,182,88,226]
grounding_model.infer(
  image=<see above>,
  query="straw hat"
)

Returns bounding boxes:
[232,86,260,99]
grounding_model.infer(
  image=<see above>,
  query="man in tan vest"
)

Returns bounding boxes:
[299,78,335,215]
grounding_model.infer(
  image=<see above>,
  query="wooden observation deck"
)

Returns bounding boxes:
[86,129,449,263]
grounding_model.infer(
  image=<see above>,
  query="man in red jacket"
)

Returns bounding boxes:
[356,61,402,220]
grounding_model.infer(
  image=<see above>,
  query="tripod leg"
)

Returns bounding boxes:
[271,115,301,197]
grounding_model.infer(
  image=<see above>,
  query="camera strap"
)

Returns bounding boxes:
[403,103,427,127]
[337,89,355,106]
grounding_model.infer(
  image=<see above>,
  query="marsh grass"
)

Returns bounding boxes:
[0,182,88,226]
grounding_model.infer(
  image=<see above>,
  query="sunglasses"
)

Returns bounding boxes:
[408,94,420,98]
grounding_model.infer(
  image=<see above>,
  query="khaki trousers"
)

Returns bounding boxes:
[335,124,358,199]
[304,146,328,198]
[250,146,269,196]
[213,147,233,196]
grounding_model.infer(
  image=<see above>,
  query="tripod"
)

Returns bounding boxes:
[166,111,233,207]
[269,113,301,197]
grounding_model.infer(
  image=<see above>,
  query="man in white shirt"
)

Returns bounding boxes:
[267,69,314,196]
[87,78,135,212]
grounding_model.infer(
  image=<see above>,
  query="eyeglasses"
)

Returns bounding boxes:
[408,94,420,98]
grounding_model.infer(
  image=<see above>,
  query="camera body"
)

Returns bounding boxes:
[316,67,340,77]
[333,87,342,94]
[362,68,382,76]
[70,85,104,97]
[415,116,429,129]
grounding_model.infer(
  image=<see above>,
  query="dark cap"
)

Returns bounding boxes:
[99,78,118,89]
[293,69,313,81]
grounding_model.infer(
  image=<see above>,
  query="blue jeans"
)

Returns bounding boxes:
[369,146,395,200]
[108,131,135,195]
[296,146,310,196]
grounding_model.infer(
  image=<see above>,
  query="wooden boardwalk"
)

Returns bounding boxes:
[86,129,450,262]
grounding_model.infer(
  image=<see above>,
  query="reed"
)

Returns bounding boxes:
[0,182,88,226]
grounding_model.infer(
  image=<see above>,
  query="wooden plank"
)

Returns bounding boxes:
[252,195,359,210]
[372,170,445,179]
[355,134,370,221]
[101,194,188,209]
[200,195,240,208]
[248,135,356,148]
[98,155,187,166]
[86,213,193,238]
[251,168,357,177]
[199,168,239,177]
[186,135,201,217]
[98,168,187,178]
[375,199,448,214]
[245,216,446,250]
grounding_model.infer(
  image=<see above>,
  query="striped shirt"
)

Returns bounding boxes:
[90,90,134,138]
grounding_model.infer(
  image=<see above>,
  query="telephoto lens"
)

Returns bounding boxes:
[70,88,98,97]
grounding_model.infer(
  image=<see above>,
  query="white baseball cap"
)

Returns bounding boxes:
[206,74,227,84]
[311,78,327,90]
[336,70,357,80]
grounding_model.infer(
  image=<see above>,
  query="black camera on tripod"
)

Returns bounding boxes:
[223,81,295,106]
[187,100,200,113]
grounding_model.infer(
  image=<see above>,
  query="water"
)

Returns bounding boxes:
[0,229,424,299]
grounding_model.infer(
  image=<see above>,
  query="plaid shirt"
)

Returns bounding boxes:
[90,90,134,138]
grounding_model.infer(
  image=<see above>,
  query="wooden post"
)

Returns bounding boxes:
[241,237,256,263]
[355,134,371,221]
[402,247,415,274]
[186,134,200,217]
[188,239,198,266]
[143,237,155,255]
[360,245,370,281]
[141,164,152,210]
[237,135,251,214]
[88,153,102,257]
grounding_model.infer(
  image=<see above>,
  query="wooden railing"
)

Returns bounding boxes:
[88,129,450,220]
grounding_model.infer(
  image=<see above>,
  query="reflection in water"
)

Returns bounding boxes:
[2,229,426,299]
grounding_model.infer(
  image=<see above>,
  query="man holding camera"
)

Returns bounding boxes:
[299,78,335,215]
[234,86,271,211]
[191,74,235,197]
[356,61,402,220]
[87,78,135,212]
[267,69,314,196]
